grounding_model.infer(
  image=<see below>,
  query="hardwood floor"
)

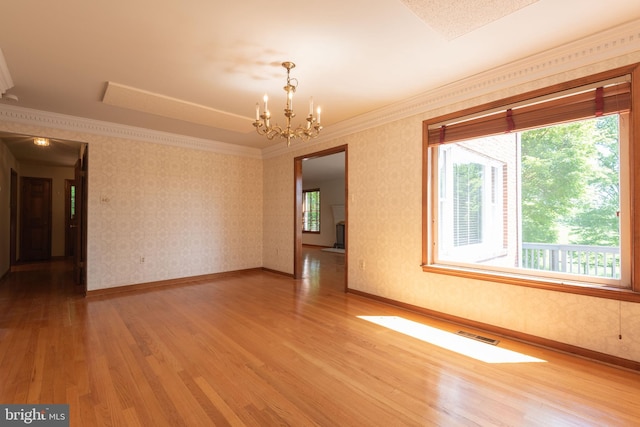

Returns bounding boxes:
[1,248,640,426]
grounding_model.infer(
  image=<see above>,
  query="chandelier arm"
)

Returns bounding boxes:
[253,122,268,136]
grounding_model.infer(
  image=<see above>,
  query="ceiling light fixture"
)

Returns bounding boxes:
[253,62,322,146]
[33,137,50,147]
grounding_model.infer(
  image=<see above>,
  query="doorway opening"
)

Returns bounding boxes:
[3,133,88,295]
[294,145,348,291]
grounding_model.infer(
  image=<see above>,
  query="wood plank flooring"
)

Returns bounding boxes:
[1,248,640,426]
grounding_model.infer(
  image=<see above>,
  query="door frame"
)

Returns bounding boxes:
[293,145,348,290]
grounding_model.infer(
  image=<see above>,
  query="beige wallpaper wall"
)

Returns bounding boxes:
[262,58,640,363]
[263,154,295,274]
[0,118,264,291]
[88,138,263,290]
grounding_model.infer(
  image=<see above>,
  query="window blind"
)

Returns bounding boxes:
[427,76,631,146]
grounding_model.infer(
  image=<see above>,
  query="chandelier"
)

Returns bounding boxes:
[253,62,322,146]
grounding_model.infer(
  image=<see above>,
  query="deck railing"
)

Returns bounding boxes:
[521,243,620,279]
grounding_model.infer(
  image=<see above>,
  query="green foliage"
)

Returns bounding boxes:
[520,115,620,247]
[568,116,620,246]
[520,121,596,243]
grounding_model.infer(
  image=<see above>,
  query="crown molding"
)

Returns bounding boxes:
[0,104,262,159]
[1,19,638,161]
[263,19,640,159]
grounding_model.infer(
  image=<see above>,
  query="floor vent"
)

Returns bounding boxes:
[456,331,500,346]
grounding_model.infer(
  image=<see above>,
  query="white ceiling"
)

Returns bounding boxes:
[1,0,639,164]
[0,132,84,167]
[303,152,345,183]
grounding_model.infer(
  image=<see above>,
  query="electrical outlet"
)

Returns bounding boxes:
[359,259,365,270]
[140,256,145,264]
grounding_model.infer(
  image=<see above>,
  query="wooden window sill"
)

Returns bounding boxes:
[421,264,640,302]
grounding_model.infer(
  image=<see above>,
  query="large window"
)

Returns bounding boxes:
[302,189,320,233]
[423,65,640,299]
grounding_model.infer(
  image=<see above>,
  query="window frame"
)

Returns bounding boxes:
[302,188,321,234]
[438,144,507,262]
[422,64,640,302]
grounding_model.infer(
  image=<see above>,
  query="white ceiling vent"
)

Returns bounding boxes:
[0,48,15,96]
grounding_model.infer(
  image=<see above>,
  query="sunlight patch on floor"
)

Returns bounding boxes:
[358,316,546,364]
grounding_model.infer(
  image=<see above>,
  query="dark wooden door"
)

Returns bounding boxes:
[20,177,52,262]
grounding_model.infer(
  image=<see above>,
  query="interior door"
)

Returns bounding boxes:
[20,177,52,262]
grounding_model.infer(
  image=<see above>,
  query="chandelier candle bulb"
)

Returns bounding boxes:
[309,97,313,115]
[255,103,259,120]
[317,107,321,124]
[263,94,268,113]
